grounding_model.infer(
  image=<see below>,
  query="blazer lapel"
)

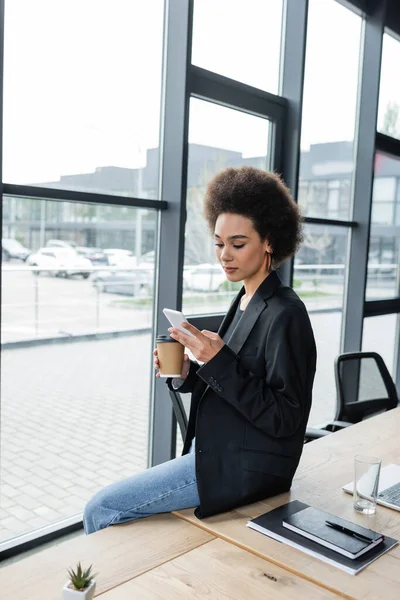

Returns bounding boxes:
[226,295,266,355]
[217,287,245,338]
[222,271,283,355]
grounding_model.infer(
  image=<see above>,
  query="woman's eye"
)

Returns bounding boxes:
[233,244,244,249]
[214,243,224,248]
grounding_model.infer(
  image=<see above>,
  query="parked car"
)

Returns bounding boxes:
[103,249,135,267]
[2,238,31,261]
[141,250,155,263]
[26,247,92,278]
[45,239,77,249]
[183,263,226,292]
[92,267,153,296]
[75,246,109,265]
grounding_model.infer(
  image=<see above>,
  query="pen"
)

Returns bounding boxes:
[325,520,381,543]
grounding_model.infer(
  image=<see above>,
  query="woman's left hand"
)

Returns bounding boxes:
[168,323,224,363]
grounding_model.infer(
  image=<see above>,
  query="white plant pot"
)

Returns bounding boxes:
[62,580,96,599]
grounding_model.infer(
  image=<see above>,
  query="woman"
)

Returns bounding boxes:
[83,166,316,534]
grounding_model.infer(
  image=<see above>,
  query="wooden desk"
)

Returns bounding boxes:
[0,514,213,600]
[0,513,329,600]
[174,408,400,600]
[100,538,338,599]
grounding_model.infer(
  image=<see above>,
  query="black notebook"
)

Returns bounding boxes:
[247,500,398,575]
[282,506,384,559]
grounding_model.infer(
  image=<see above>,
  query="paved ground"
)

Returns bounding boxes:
[0,264,397,544]
[0,334,151,544]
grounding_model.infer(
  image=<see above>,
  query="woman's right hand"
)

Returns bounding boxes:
[153,348,191,380]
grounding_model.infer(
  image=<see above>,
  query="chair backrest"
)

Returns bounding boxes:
[334,351,399,423]
[169,388,189,442]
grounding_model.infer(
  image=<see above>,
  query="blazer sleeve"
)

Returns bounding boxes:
[166,359,200,394]
[196,307,316,438]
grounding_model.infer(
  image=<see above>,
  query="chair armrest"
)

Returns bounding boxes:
[304,427,331,442]
[325,420,353,432]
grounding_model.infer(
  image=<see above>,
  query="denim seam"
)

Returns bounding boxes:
[107,478,198,527]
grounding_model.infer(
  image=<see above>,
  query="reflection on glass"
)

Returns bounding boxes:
[298,0,362,219]
[294,223,349,425]
[192,0,283,93]
[362,315,398,377]
[366,153,400,300]
[183,98,271,316]
[377,33,400,140]
[0,198,156,544]
[3,0,164,197]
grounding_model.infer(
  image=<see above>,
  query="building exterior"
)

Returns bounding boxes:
[3,141,400,269]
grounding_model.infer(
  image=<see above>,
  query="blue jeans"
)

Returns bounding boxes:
[83,451,199,534]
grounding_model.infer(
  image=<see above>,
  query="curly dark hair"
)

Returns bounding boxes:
[204,166,303,267]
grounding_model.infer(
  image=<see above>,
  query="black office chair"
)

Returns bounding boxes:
[169,388,189,442]
[295,351,399,439]
[169,388,329,445]
[331,351,399,427]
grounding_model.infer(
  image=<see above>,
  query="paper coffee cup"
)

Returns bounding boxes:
[156,335,184,377]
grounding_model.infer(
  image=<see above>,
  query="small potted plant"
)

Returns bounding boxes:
[62,562,97,599]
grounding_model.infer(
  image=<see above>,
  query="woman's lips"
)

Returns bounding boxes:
[224,267,237,274]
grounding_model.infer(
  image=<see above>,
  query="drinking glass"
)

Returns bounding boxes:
[353,454,382,515]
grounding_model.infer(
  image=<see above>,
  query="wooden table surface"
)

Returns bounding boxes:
[100,538,339,599]
[0,513,213,600]
[174,408,400,600]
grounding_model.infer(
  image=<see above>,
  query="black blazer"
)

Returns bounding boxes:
[168,271,316,519]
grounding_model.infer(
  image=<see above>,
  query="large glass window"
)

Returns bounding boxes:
[298,0,362,219]
[366,153,400,300]
[294,223,349,426]
[3,0,164,198]
[183,98,272,316]
[377,33,400,140]
[362,315,399,377]
[1,198,157,543]
[191,0,283,93]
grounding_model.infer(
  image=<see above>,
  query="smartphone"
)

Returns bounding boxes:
[162,308,195,337]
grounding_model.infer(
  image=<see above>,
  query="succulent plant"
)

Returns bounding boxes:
[67,562,96,591]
